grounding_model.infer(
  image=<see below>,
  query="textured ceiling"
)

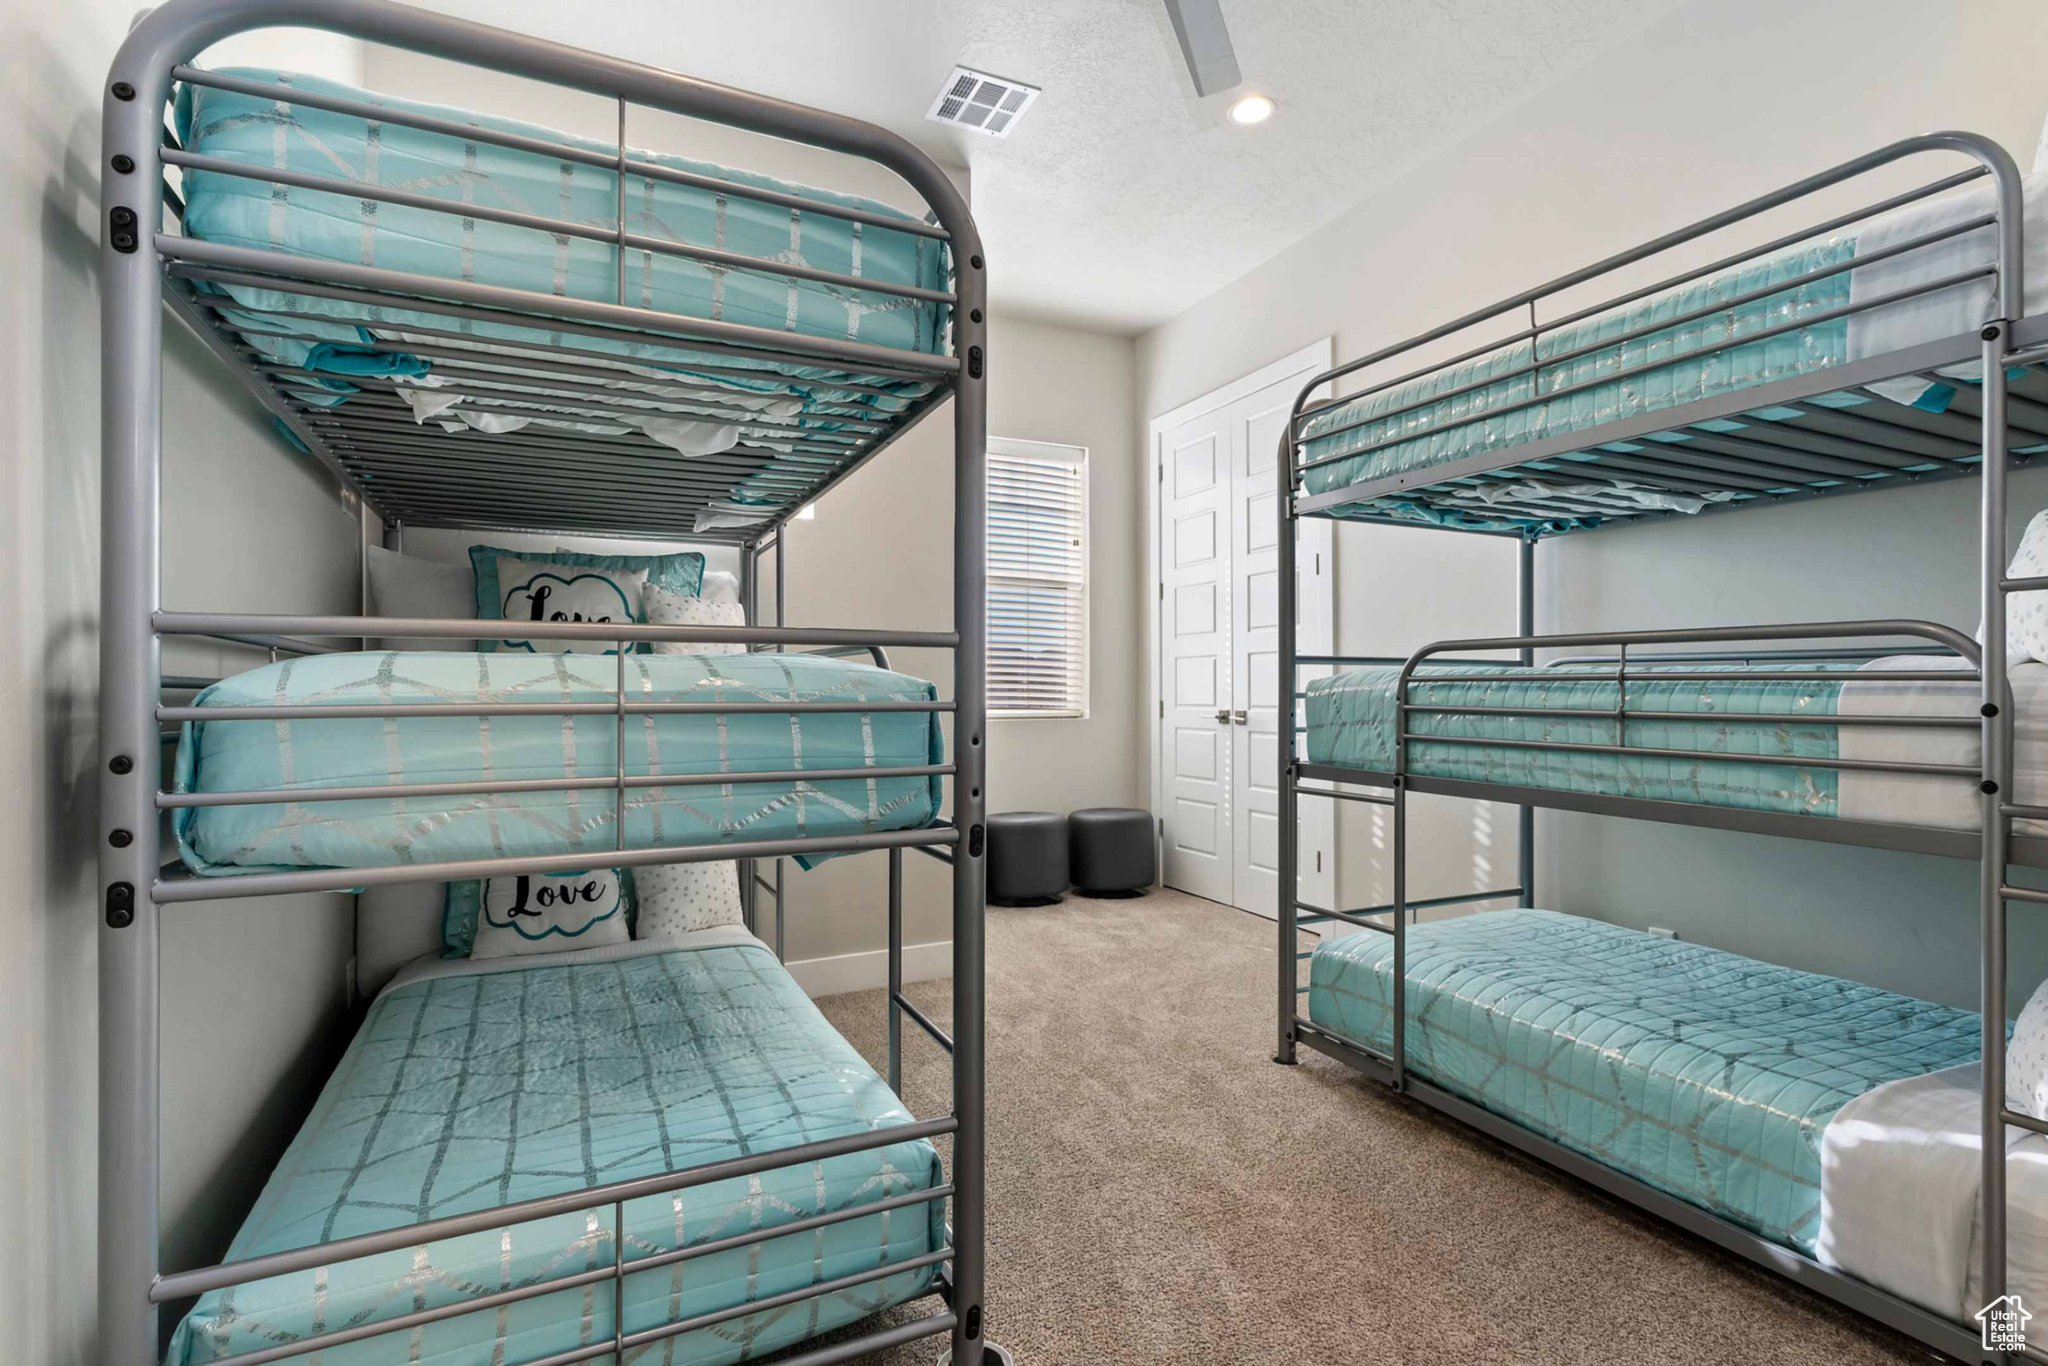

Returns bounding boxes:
[369,0,1694,332]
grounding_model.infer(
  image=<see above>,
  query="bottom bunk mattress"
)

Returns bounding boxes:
[1306,909,1983,1256]
[1302,655,2048,831]
[168,932,947,1366]
[173,649,945,875]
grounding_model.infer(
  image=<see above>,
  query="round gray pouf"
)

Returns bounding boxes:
[986,811,1069,906]
[1068,807,1156,896]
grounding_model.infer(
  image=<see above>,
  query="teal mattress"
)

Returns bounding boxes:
[1306,910,1983,1254]
[168,940,946,1366]
[173,650,944,875]
[1303,660,1865,817]
[173,69,951,510]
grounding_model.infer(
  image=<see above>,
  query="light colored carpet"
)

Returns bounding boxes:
[802,887,1942,1366]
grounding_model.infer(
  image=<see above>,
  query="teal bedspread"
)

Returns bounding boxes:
[173,651,944,875]
[1306,910,1982,1254]
[168,941,946,1366]
[1303,661,1863,817]
[173,69,950,509]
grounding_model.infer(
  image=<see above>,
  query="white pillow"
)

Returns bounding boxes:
[634,860,744,938]
[2007,510,2048,666]
[700,570,742,606]
[494,556,646,655]
[364,545,477,652]
[644,582,748,655]
[2010,975,2048,1122]
[470,869,630,960]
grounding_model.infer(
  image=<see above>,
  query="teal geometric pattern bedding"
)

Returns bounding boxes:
[1303,660,1864,817]
[173,69,951,510]
[167,942,947,1366]
[173,650,945,875]
[1306,910,1983,1255]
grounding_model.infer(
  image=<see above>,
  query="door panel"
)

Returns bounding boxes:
[1154,344,1335,912]
[1159,420,1233,903]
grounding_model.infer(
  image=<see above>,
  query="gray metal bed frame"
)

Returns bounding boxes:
[99,3,1001,1363]
[1273,131,2048,1365]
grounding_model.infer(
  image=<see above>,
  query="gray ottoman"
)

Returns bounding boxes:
[1068,807,1155,896]
[986,811,1069,906]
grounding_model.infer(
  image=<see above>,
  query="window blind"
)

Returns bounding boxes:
[987,439,1088,717]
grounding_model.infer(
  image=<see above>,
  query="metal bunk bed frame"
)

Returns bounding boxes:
[99,2,999,1363]
[1274,131,2048,1365]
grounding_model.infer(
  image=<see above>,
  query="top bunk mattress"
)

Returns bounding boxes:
[1297,146,2048,530]
[173,649,945,876]
[1306,909,1984,1256]
[1301,654,2048,834]
[166,935,947,1366]
[171,70,953,518]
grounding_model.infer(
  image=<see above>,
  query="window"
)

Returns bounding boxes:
[987,438,1088,717]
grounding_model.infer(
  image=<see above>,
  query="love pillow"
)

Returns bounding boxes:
[458,869,632,961]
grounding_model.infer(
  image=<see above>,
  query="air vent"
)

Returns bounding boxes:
[926,66,1040,139]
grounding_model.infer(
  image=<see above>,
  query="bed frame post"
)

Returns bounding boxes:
[948,228,992,1366]
[100,38,170,1366]
[1980,317,2014,1323]
[738,540,759,935]
[1518,534,1536,908]
[1276,414,1302,1066]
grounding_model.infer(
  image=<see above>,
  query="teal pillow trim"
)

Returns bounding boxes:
[468,545,706,653]
[442,868,639,958]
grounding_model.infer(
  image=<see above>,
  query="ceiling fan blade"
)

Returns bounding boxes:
[1163,0,1242,98]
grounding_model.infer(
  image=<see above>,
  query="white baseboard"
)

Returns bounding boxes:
[783,940,953,999]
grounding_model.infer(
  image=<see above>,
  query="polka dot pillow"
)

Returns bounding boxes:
[635,859,745,939]
[2011,974,2048,1122]
[2004,509,2048,665]
[644,582,748,655]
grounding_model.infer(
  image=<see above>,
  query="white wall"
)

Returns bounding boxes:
[6,15,368,1362]
[1135,0,2048,1006]
[765,312,1144,965]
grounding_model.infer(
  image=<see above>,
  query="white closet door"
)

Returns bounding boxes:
[1158,409,1234,904]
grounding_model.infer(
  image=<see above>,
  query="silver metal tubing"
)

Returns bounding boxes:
[1302,220,1992,450]
[915,844,955,866]
[152,826,959,903]
[1412,668,1976,684]
[1403,731,1977,778]
[888,846,905,1093]
[1542,646,1955,666]
[154,610,957,649]
[160,699,949,722]
[1349,888,1525,917]
[1403,616,1983,662]
[617,1248,952,1354]
[1292,130,2021,404]
[1276,404,1301,1067]
[158,763,953,809]
[2006,1107,2048,1138]
[1299,266,1995,473]
[159,674,220,690]
[1517,534,1536,909]
[172,64,951,241]
[893,992,955,1054]
[1399,704,1979,729]
[1293,902,1393,934]
[1292,784,1394,807]
[162,148,957,306]
[1291,166,1989,434]
[161,235,960,377]
[2000,884,2048,905]
[153,1115,957,1301]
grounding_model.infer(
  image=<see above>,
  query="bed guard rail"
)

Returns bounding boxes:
[1278,130,2025,523]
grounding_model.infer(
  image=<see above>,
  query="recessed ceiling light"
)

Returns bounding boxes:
[1228,93,1275,126]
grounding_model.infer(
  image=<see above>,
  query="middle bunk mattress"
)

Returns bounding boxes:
[1303,655,2048,830]
[1306,909,1983,1256]
[173,649,945,874]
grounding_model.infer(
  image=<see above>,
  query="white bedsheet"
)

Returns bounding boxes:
[1836,655,2048,834]
[1848,127,2048,404]
[1820,1062,2048,1351]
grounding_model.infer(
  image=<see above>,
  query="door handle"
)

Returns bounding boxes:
[1214,709,1231,724]
[1232,710,1248,725]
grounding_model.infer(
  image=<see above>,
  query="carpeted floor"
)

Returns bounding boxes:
[802,887,1943,1366]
